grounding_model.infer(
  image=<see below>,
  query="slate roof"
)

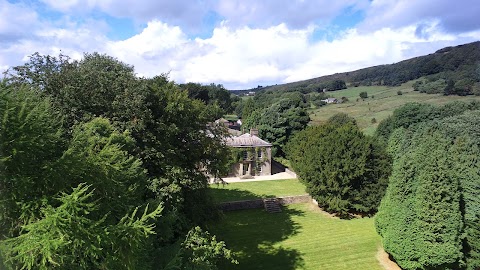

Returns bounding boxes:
[226,133,272,148]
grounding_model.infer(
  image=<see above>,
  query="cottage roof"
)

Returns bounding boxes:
[215,118,229,124]
[226,133,272,148]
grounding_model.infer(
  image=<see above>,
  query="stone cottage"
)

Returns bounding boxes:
[225,129,272,176]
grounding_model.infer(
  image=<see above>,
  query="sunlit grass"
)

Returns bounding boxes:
[310,81,480,134]
[209,179,307,203]
[209,203,383,270]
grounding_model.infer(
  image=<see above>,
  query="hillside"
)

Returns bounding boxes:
[309,81,480,135]
[232,41,479,95]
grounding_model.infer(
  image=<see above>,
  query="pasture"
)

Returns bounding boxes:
[310,81,480,135]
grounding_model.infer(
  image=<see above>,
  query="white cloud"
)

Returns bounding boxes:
[216,0,369,29]
[102,19,478,89]
[360,0,480,34]
[0,0,39,42]
[1,0,480,90]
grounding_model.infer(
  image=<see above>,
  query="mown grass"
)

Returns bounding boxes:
[209,179,306,203]
[310,81,480,135]
[209,203,383,270]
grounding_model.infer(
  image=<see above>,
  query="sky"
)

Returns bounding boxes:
[1,0,480,89]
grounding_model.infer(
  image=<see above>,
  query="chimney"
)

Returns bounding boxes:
[250,128,258,137]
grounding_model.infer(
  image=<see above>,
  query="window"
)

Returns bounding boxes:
[257,149,262,159]
[243,151,248,160]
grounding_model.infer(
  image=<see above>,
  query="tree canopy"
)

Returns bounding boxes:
[1,53,236,269]
[244,99,310,157]
[376,110,480,270]
[286,120,391,216]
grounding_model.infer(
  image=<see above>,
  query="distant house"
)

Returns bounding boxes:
[225,129,272,176]
[321,98,338,104]
[216,117,241,131]
[215,118,230,127]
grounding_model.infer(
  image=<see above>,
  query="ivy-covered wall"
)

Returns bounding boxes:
[227,146,271,176]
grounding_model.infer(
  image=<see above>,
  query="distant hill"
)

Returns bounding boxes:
[233,41,480,95]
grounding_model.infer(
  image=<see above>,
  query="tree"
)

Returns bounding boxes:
[327,113,356,127]
[244,100,310,157]
[2,54,235,269]
[7,52,140,129]
[375,101,480,142]
[241,97,255,120]
[180,83,233,113]
[1,184,163,270]
[0,85,66,236]
[359,91,368,99]
[376,111,480,270]
[376,129,463,269]
[0,86,164,269]
[286,122,391,216]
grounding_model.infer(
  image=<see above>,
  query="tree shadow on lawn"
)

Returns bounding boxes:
[207,206,306,270]
[209,185,278,203]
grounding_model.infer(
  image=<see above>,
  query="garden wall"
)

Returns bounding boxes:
[218,194,311,211]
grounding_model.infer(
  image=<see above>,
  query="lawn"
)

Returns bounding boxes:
[310,80,480,135]
[208,203,383,270]
[209,179,307,203]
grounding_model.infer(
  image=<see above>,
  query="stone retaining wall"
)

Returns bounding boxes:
[218,194,311,212]
[278,194,311,205]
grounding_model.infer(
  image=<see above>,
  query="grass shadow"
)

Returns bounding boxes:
[209,186,276,203]
[207,207,305,270]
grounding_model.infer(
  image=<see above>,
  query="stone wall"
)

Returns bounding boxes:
[278,195,311,205]
[218,194,312,212]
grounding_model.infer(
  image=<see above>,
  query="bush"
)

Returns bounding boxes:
[359,92,368,99]
[397,90,402,95]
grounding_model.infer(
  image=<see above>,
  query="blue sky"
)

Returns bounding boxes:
[1,0,479,89]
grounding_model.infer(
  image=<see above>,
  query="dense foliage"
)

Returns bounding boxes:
[0,53,236,269]
[179,82,236,115]
[286,116,391,216]
[375,101,480,143]
[243,98,310,157]
[376,110,480,270]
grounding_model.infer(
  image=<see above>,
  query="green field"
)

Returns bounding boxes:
[310,81,480,135]
[209,203,383,270]
[209,179,306,203]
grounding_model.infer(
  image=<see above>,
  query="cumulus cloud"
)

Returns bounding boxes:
[39,0,371,32]
[0,0,39,43]
[1,0,479,89]
[215,0,369,28]
[360,0,480,34]
[40,0,212,31]
[0,0,110,72]
[101,19,478,89]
